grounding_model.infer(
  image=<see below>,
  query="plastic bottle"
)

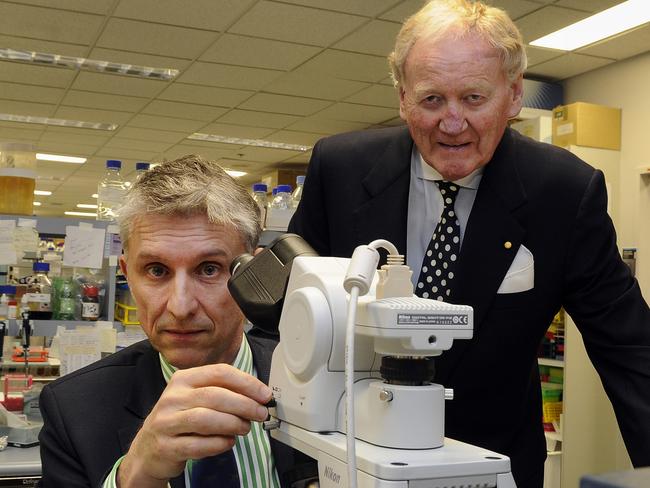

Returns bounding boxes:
[270,184,293,210]
[0,292,8,321]
[251,183,268,227]
[129,162,150,187]
[55,279,76,320]
[292,175,305,209]
[97,159,127,221]
[81,285,100,321]
[26,262,52,319]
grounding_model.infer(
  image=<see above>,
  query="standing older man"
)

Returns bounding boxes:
[39,155,316,487]
[289,1,650,486]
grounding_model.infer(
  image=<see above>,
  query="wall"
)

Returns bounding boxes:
[564,50,650,299]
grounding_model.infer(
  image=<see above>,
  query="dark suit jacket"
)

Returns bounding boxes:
[289,126,650,485]
[39,331,315,488]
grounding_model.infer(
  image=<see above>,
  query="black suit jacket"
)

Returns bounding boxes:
[39,332,314,488]
[289,126,650,485]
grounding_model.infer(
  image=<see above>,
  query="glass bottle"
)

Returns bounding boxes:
[292,175,305,209]
[270,185,293,210]
[97,160,127,221]
[251,183,268,227]
[81,285,100,321]
[26,262,52,319]
[55,279,76,320]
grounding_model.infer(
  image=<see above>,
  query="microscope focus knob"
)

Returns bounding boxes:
[444,388,454,400]
[379,389,393,402]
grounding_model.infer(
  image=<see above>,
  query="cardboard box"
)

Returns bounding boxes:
[552,102,621,150]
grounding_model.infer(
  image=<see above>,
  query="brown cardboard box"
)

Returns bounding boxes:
[552,102,621,150]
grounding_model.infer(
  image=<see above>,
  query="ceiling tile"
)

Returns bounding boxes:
[263,72,369,100]
[34,163,78,179]
[294,50,390,83]
[197,123,275,139]
[142,100,228,122]
[0,81,64,104]
[0,99,56,117]
[0,61,76,88]
[0,126,43,141]
[217,110,301,129]
[378,0,423,22]
[36,141,100,155]
[97,18,218,59]
[526,53,615,81]
[276,0,401,17]
[554,0,622,12]
[229,1,367,46]
[490,0,544,20]
[344,84,399,108]
[39,130,109,147]
[113,127,186,144]
[54,106,133,125]
[7,0,115,14]
[61,90,150,113]
[516,6,589,43]
[178,62,283,90]
[71,71,168,98]
[239,93,331,116]
[162,144,240,161]
[113,0,256,30]
[578,24,650,60]
[282,152,312,164]
[0,3,104,44]
[200,33,321,70]
[264,130,322,146]
[95,147,159,161]
[333,20,401,57]
[158,83,253,107]
[103,138,174,153]
[315,102,397,124]
[526,46,564,68]
[172,139,243,151]
[126,114,205,133]
[0,35,89,58]
[286,116,368,135]
[232,146,301,163]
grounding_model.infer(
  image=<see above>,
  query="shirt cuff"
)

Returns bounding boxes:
[102,455,176,488]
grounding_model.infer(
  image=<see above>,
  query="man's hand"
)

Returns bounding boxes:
[117,363,272,488]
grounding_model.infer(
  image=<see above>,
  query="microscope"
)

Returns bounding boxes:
[229,235,517,488]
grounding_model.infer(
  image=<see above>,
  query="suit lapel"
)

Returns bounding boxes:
[353,127,413,257]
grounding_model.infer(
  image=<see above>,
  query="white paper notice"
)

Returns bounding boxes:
[58,329,102,375]
[63,225,106,269]
[0,220,17,265]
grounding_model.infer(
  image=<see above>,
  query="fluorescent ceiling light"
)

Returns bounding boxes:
[33,202,41,206]
[36,153,87,164]
[0,113,118,131]
[64,211,96,217]
[188,133,312,152]
[77,203,98,209]
[0,48,179,81]
[530,0,650,51]
[34,190,52,196]
[225,170,247,178]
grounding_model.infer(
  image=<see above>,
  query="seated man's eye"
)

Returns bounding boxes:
[147,265,166,278]
[201,263,220,276]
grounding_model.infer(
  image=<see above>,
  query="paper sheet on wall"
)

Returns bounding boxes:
[0,220,17,265]
[58,329,101,376]
[63,225,106,269]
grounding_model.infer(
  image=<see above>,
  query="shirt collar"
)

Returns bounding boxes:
[414,148,483,189]
[159,333,252,384]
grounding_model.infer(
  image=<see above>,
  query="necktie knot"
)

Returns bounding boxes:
[436,180,459,208]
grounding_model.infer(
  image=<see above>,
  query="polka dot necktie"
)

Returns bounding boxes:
[416,181,461,301]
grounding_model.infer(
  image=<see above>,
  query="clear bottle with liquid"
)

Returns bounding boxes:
[251,183,268,227]
[97,160,127,221]
[26,262,52,319]
[130,161,150,187]
[292,175,305,209]
[270,184,293,210]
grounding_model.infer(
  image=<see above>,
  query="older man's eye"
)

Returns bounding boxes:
[146,265,166,278]
[201,263,220,276]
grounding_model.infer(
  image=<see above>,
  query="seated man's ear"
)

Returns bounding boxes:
[254,246,264,256]
[119,255,128,279]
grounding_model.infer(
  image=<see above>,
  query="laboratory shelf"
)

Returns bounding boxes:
[538,357,565,368]
[5,319,123,337]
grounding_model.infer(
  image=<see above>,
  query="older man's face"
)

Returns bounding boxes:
[120,213,246,369]
[399,31,523,181]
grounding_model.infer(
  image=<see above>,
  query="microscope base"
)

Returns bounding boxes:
[273,422,517,488]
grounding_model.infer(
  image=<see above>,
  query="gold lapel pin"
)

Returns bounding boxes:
[504,241,512,249]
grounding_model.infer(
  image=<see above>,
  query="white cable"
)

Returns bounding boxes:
[345,284,360,488]
[367,239,399,256]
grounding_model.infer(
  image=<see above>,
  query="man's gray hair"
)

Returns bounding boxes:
[388,0,527,87]
[117,155,261,253]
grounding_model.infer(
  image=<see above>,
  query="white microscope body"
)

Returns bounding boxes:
[268,254,517,488]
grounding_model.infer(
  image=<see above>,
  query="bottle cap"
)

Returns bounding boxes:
[277,184,292,193]
[106,159,122,169]
[252,183,267,192]
[33,262,50,272]
[0,285,17,295]
[136,162,150,171]
[272,187,278,196]
[296,175,305,185]
[84,285,99,297]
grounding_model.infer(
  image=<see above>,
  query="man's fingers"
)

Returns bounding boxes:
[167,406,253,437]
[168,434,237,462]
[170,364,272,404]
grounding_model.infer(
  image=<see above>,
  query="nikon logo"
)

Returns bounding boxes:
[324,465,341,484]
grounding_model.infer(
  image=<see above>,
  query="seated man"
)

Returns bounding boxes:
[39,155,315,487]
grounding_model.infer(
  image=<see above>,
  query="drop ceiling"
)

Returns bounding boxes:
[0,0,646,217]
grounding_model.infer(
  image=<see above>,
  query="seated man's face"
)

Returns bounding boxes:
[120,213,247,369]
